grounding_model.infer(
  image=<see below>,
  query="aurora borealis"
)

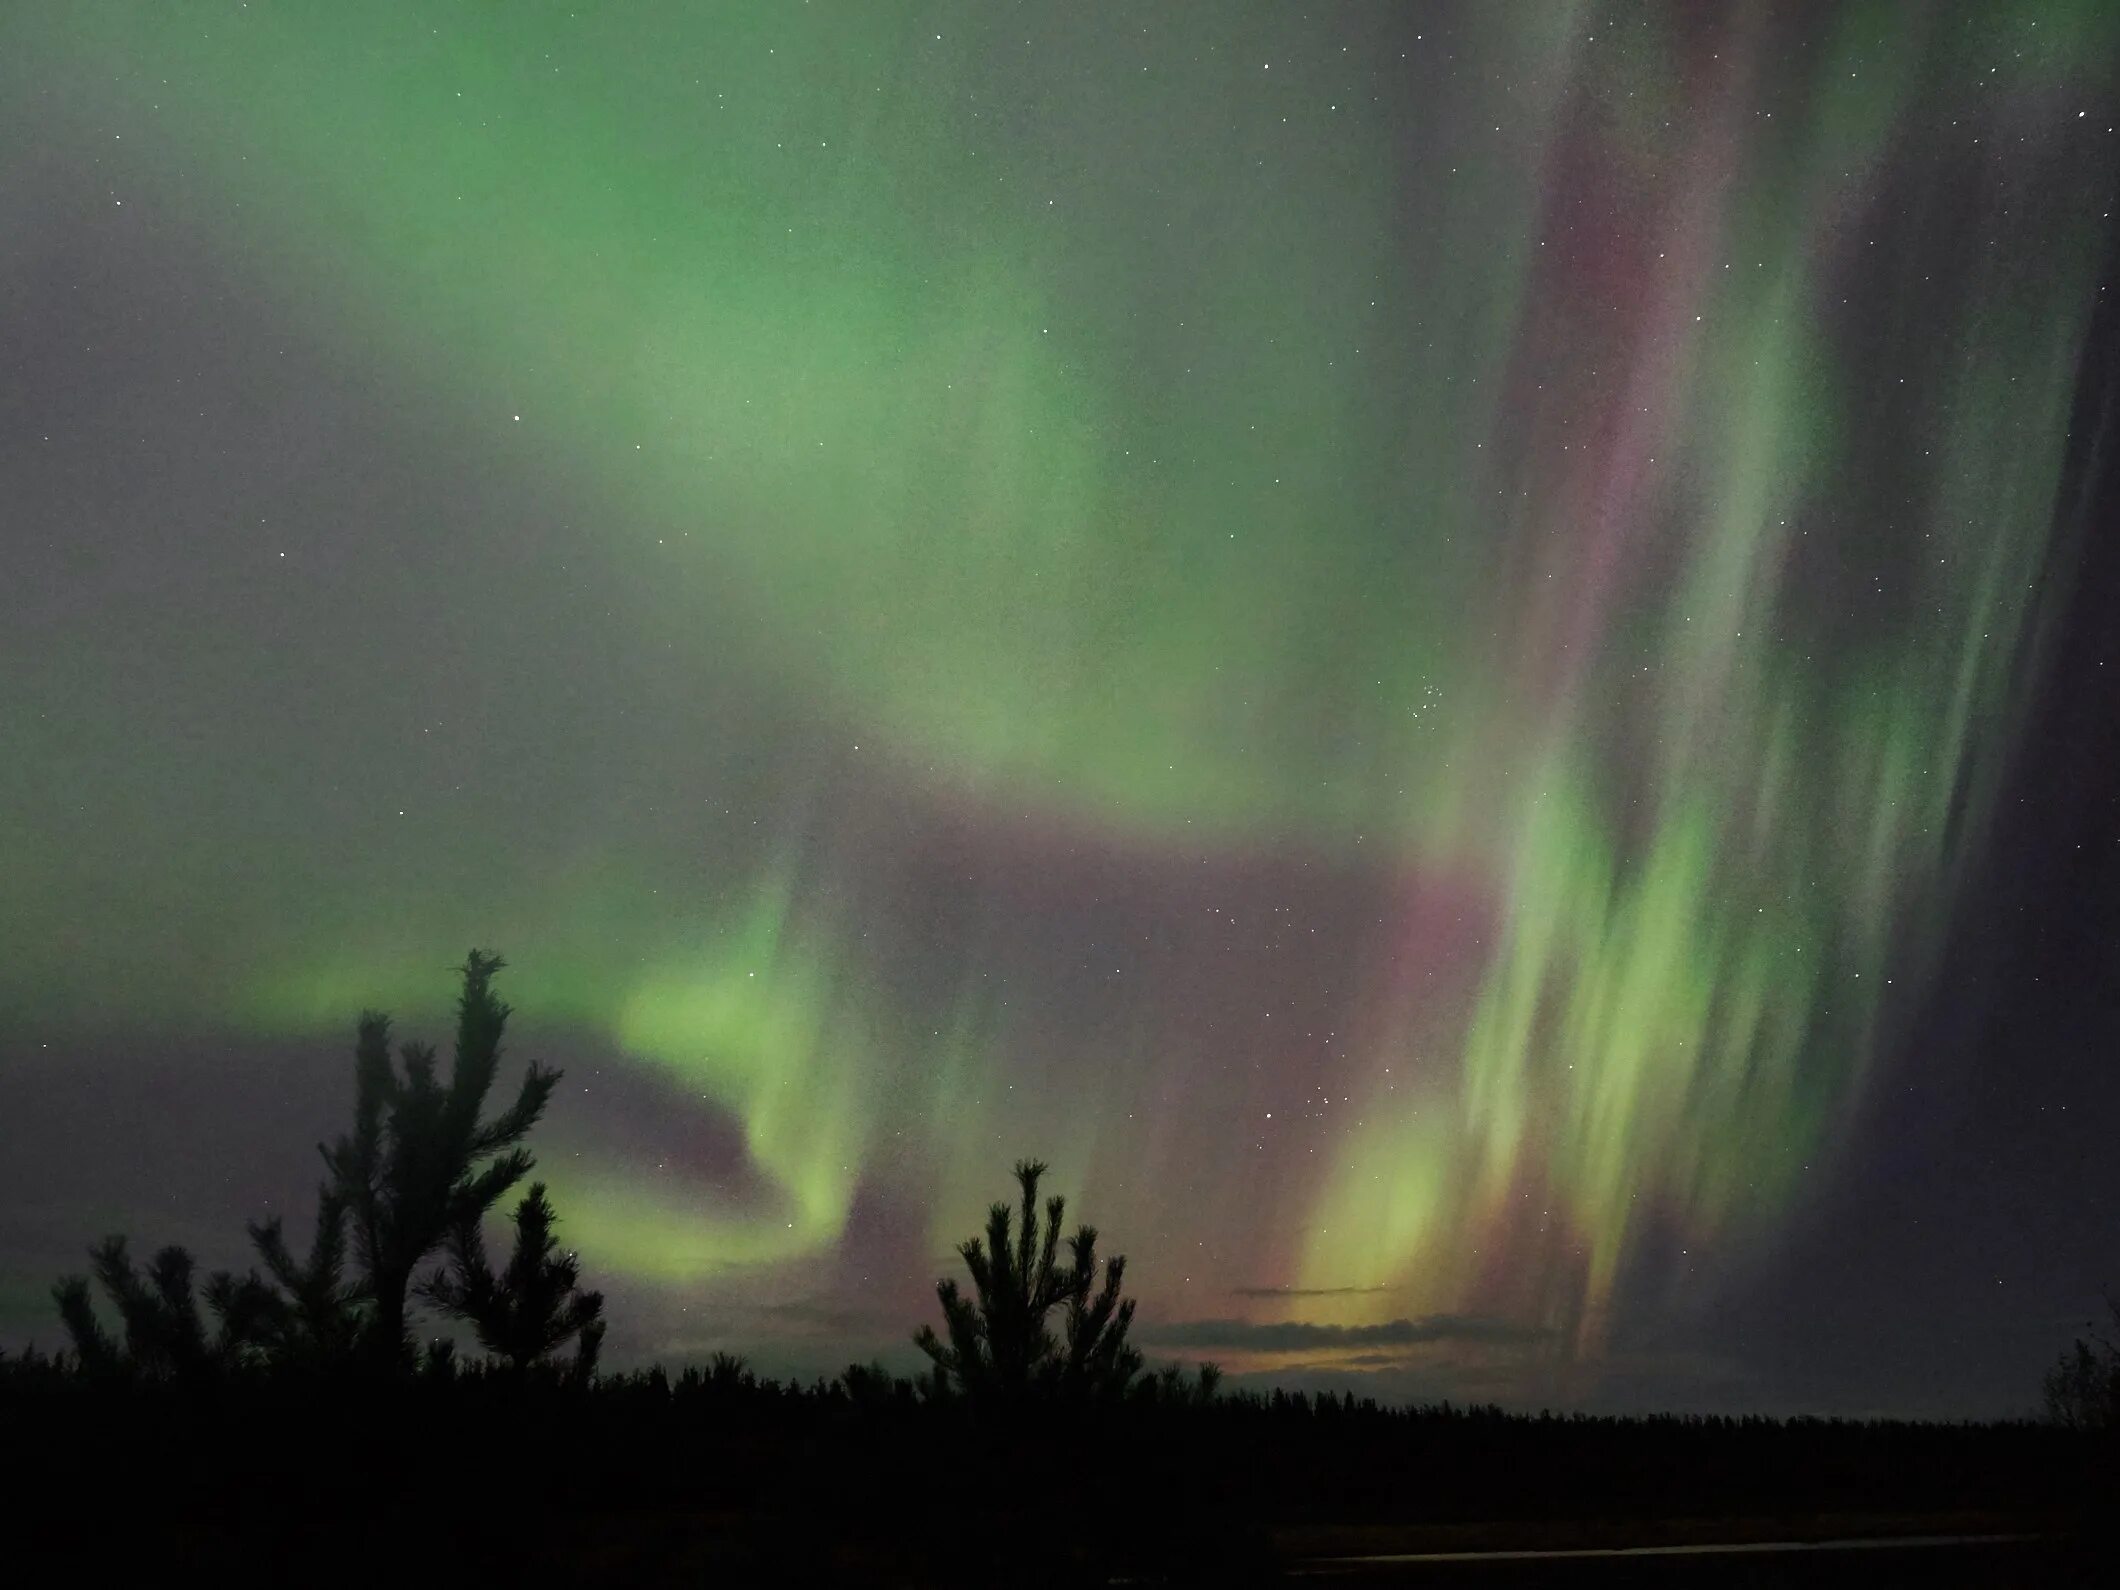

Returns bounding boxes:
[4,2,2119,1414]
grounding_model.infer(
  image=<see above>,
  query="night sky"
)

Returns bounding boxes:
[4,2,2118,1419]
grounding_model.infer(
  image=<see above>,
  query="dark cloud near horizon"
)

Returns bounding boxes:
[1230,1285,1389,1299]
[1140,1314,1550,1353]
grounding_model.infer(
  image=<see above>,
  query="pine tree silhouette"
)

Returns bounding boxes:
[914,1158,1142,1406]
[419,1181,604,1380]
[2043,1296,2120,1430]
[247,1182,365,1368]
[51,1236,274,1379]
[1058,1222,1143,1400]
[321,950,559,1368]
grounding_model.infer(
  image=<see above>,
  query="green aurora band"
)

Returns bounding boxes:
[5,2,2116,1375]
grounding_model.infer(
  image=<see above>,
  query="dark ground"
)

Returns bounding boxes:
[6,1376,2114,1584]
[1293,1536,2092,1586]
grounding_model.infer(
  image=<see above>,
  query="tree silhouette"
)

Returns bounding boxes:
[839,1358,913,1411]
[2043,1296,2120,1430]
[247,1183,365,1368]
[321,950,559,1368]
[51,1237,274,1379]
[1135,1359,1223,1407]
[1058,1222,1143,1400]
[914,1158,1141,1407]
[419,1181,604,1380]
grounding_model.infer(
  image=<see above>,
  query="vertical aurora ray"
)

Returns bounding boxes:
[4,2,2115,1386]
[1296,4,2118,1349]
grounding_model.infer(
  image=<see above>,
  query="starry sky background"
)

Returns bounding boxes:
[4,1,2118,1417]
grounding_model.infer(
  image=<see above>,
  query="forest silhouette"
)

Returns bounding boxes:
[5,953,2115,1581]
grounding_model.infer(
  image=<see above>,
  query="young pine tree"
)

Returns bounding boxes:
[2043,1297,2120,1430]
[246,1182,365,1368]
[914,1158,1141,1407]
[52,1237,274,1380]
[321,951,559,1368]
[419,1181,604,1381]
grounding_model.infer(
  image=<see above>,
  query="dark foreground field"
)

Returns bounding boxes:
[6,1375,2113,1584]
[1293,1534,2090,1586]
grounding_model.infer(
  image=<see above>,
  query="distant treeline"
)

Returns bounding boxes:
[1,1356,2111,1579]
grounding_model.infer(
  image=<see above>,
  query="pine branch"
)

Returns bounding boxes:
[466,1063,560,1159]
[1012,1159,1044,1291]
[51,1275,118,1374]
